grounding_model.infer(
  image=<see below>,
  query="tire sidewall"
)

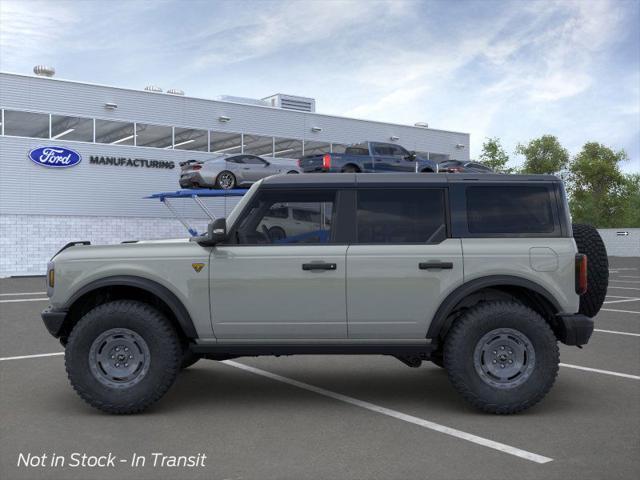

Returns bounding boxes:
[66,302,180,408]
[215,171,236,190]
[445,303,558,410]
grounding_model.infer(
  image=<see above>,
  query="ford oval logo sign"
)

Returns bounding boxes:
[28,146,82,168]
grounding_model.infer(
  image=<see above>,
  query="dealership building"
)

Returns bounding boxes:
[0,69,470,276]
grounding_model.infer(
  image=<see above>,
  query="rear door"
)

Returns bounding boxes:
[371,143,398,172]
[346,187,463,339]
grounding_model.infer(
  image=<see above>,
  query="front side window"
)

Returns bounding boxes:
[466,186,555,234]
[356,189,447,244]
[234,190,336,244]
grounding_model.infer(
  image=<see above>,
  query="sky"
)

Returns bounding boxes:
[1,0,638,172]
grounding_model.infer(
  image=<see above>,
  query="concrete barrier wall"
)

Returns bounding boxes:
[597,228,640,257]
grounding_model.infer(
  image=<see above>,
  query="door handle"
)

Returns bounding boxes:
[302,262,337,271]
[419,261,453,270]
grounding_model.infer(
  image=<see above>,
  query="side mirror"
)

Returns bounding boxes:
[208,218,227,244]
[194,218,227,246]
[406,151,416,161]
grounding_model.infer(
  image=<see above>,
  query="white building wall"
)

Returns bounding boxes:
[597,229,640,257]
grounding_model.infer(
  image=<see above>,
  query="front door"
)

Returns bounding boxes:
[210,188,348,339]
[346,188,463,339]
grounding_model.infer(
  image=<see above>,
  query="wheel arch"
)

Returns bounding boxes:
[427,275,562,341]
[60,276,197,343]
[341,163,361,172]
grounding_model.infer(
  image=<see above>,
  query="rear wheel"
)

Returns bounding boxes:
[215,171,236,190]
[572,223,608,317]
[65,300,182,414]
[444,301,559,414]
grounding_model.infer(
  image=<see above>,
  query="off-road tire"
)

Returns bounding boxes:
[65,300,182,414]
[444,301,559,414]
[572,223,608,317]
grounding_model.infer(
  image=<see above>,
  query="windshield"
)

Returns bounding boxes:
[225,180,262,230]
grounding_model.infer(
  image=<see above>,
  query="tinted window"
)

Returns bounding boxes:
[51,115,93,142]
[95,119,134,145]
[466,186,555,234]
[242,155,266,165]
[236,190,335,244]
[389,145,409,157]
[4,110,49,138]
[227,156,244,164]
[356,189,446,244]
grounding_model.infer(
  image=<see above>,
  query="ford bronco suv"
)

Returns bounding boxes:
[42,173,608,414]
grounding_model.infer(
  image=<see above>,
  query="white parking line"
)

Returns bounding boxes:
[560,363,640,380]
[594,328,640,337]
[606,295,637,299]
[601,308,640,315]
[609,280,640,284]
[603,298,640,305]
[0,352,63,362]
[223,360,553,464]
[0,298,48,304]
[0,292,46,296]
[610,268,638,271]
[616,275,640,279]
[607,286,640,291]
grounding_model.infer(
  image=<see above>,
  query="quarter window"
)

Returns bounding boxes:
[356,189,447,244]
[235,190,336,244]
[466,186,555,234]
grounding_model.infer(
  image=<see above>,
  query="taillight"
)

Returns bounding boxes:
[297,159,302,167]
[575,254,588,295]
[322,153,331,170]
[192,165,202,170]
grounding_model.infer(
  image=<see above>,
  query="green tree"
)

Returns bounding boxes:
[479,137,512,173]
[619,174,640,227]
[568,142,630,227]
[516,135,569,174]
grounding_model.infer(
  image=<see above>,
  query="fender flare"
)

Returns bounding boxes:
[426,275,561,340]
[64,275,197,338]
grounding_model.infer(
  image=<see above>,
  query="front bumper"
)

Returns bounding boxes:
[556,313,594,346]
[42,306,68,338]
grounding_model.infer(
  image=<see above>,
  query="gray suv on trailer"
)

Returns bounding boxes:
[42,173,608,414]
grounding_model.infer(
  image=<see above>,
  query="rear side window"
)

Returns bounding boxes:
[356,189,447,244]
[466,186,555,234]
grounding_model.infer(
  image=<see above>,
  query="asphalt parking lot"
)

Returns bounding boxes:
[1,257,639,480]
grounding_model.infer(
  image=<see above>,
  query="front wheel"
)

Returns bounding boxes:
[444,301,559,414]
[65,300,182,414]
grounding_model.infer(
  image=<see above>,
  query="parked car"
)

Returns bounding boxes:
[438,159,494,173]
[298,141,438,173]
[179,154,300,189]
[43,173,609,414]
[259,204,332,243]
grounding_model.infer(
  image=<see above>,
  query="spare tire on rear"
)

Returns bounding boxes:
[572,223,608,317]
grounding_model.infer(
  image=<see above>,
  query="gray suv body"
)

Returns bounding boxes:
[42,173,607,414]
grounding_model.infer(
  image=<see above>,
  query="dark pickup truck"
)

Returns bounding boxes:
[298,141,438,173]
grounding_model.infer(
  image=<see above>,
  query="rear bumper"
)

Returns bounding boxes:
[556,313,594,346]
[42,306,68,338]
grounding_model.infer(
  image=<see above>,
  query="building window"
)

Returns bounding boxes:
[95,119,135,145]
[3,110,49,138]
[331,143,348,154]
[50,114,94,142]
[273,137,303,159]
[135,123,173,148]
[244,134,274,156]
[210,131,243,154]
[303,140,331,156]
[173,127,208,151]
